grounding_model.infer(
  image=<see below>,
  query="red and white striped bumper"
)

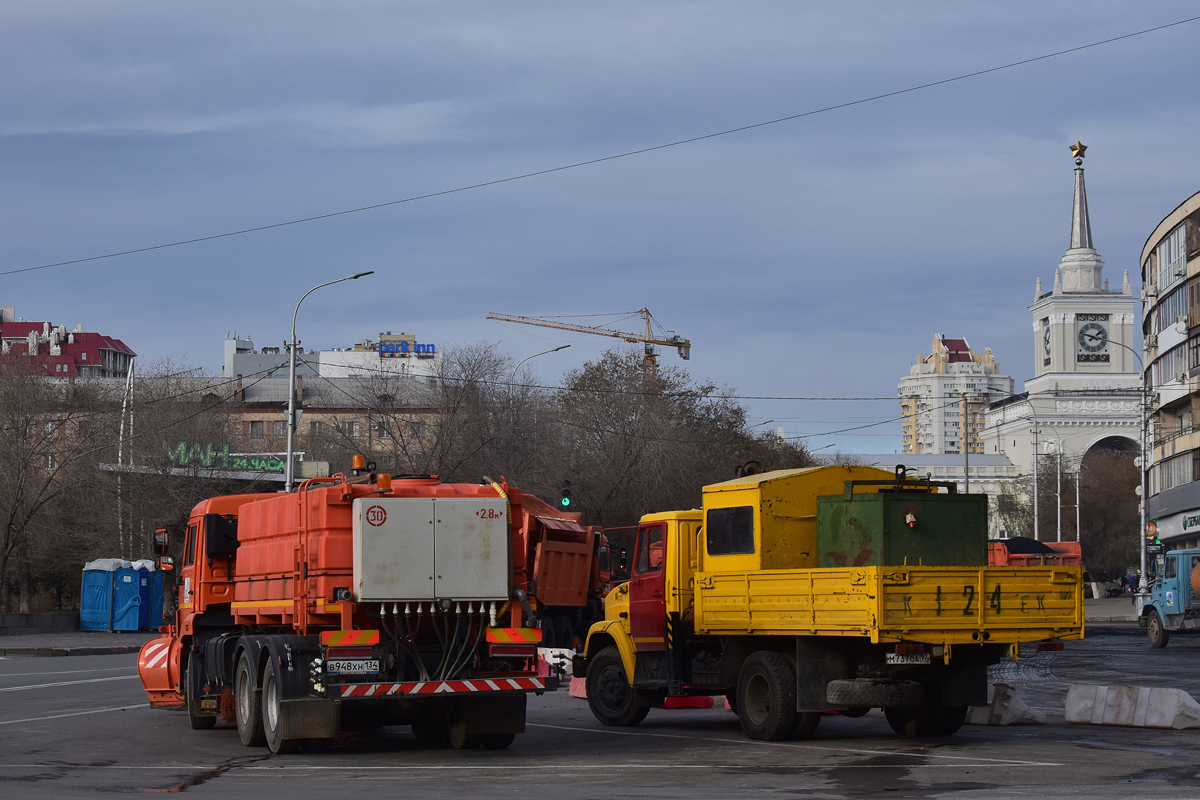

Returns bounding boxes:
[338,675,556,699]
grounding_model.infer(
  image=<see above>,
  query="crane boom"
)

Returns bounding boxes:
[485,309,691,378]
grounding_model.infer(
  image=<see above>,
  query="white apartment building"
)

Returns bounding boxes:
[899,335,1015,455]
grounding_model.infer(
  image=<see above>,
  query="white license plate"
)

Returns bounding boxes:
[327,659,380,675]
[886,653,931,665]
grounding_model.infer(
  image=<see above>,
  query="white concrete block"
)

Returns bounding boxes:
[966,683,1045,726]
[1064,684,1200,729]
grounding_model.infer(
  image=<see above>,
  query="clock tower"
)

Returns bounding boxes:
[983,143,1141,482]
[1026,143,1138,393]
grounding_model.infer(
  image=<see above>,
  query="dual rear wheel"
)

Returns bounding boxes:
[234,651,300,754]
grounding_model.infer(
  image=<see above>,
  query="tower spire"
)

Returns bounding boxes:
[1057,141,1104,293]
[1069,143,1093,250]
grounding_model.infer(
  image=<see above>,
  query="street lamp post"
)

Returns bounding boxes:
[1080,333,1148,595]
[991,387,1041,540]
[284,271,374,492]
[509,345,570,387]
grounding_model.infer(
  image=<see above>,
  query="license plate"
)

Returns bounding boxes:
[327,659,380,675]
[886,653,931,665]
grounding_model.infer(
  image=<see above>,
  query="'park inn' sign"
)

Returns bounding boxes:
[164,441,285,474]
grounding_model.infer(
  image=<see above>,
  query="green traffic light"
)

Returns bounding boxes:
[561,497,571,507]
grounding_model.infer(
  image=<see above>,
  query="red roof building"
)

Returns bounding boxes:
[0,306,135,378]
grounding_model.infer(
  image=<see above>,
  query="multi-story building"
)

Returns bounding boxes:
[899,335,1014,455]
[982,144,1140,476]
[222,331,441,381]
[1142,189,1200,550]
[0,305,135,378]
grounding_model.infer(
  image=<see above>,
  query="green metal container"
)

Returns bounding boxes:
[816,480,987,568]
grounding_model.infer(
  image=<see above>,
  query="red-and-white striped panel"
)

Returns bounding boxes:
[338,676,554,699]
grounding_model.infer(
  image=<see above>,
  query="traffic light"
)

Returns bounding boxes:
[560,480,572,508]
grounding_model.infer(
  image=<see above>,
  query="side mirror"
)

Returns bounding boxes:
[156,556,174,571]
[153,528,169,555]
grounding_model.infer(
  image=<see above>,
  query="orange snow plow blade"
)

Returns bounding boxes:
[138,635,185,709]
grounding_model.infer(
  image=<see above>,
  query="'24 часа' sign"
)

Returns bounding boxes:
[164,441,285,474]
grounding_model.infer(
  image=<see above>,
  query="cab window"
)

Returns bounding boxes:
[183,525,197,567]
[1166,558,1177,579]
[636,526,664,574]
[707,506,754,555]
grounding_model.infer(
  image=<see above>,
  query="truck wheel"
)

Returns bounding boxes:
[480,733,516,749]
[540,620,558,649]
[553,617,575,651]
[235,653,265,747]
[262,657,301,755]
[791,711,821,740]
[448,722,483,750]
[586,646,650,726]
[885,699,967,737]
[1148,610,1170,648]
[411,717,449,747]
[736,651,797,741]
[186,650,216,730]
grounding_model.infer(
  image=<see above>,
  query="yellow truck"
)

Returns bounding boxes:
[574,465,1083,740]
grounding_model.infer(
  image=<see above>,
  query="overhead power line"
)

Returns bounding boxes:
[3,14,1198,279]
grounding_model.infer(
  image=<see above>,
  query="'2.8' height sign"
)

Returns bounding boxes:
[476,507,504,520]
[365,505,388,527]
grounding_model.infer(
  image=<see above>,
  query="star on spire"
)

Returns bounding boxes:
[1070,141,1087,159]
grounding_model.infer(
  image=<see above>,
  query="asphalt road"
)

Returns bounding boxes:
[2,625,1199,799]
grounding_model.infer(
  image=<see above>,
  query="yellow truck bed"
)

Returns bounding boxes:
[694,565,1083,644]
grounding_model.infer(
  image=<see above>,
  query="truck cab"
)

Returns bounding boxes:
[1140,547,1200,647]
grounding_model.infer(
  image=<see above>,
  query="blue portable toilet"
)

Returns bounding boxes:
[149,569,165,630]
[80,559,119,631]
[111,566,142,631]
[133,560,152,630]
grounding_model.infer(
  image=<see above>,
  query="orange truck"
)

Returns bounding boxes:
[511,495,621,649]
[138,471,559,753]
[988,538,1081,567]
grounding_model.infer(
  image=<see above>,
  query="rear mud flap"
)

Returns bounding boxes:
[278,699,341,740]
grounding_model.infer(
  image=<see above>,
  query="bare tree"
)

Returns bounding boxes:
[550,348,813,526]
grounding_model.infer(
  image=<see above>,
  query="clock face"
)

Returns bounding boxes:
[1042,324,1051,357]
[1080,321,1104,355]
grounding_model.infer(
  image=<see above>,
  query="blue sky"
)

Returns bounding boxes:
[2,2,1198,453]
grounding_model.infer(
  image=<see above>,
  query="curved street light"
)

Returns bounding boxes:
[509,344,570,387]
[1083,333,1149,596]
[284,270,375,492]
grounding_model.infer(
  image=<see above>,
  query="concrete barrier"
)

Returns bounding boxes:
[1065,684,1200,729]
[0,612,79,636]
[966,683,1045,726]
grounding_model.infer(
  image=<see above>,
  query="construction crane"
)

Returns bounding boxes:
[486,309,691,379]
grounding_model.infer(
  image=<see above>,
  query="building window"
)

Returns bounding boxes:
[339,421,360,439]
[44,453,57,471]
[309,421,324,437]
[410,422,426,439]
[249,421,264,439]
[43,421,58,441]
[1158,223,1187,290]
[274,420,287,438]
[377,422,392,439]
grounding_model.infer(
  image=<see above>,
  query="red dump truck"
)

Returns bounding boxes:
[512,495,621,649]
[138,471,559,753]
[988,538,1081,567]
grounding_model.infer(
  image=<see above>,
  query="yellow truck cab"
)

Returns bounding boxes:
[577,465,1084,741]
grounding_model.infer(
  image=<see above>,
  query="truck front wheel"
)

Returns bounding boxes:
[737,651,797,741]
[586,646,649,727]
[1147,610,1170,648]
[235,653,265,747]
